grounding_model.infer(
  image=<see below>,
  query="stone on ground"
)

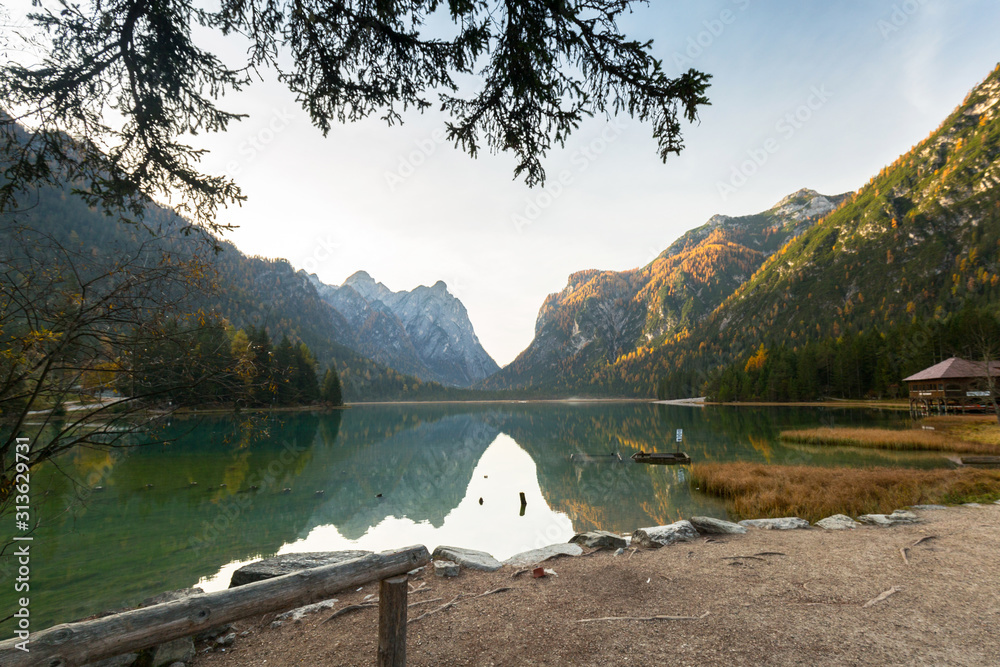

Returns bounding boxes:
[570,530,628,549]
[689,516,747,535]
[434,559,461,577]
[910,504,948,511]
[738,517,810,530]
[631,520,699,548]
[230,550,371,587]
[857,510,920,526]
[962,502,984,507]
[431,546,502,572]
[503,543,583,567]
[148,637,195,667]
[275,599,339,623]
[816,514,862,530]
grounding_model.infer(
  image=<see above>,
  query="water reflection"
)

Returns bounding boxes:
[7,402,936,628]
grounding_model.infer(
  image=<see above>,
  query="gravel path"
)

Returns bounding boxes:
[192,504,1000,666]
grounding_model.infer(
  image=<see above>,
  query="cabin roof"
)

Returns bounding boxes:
[903,357,1000,382]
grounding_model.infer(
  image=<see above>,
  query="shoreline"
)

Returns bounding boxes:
[188,503,1000,666]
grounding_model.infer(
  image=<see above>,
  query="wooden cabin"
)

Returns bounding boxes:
[903,357,1000,415]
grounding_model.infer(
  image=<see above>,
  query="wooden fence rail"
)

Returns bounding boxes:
[0,545,430,667]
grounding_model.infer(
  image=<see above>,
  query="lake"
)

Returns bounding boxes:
[3,402,947,628]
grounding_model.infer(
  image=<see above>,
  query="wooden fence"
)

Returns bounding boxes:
[0,545,429,667]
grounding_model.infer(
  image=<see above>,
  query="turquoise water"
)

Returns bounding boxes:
[1,402,941,629]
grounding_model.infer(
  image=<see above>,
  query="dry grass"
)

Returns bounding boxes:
[690,462,1000,522]
[779,426,1000,455]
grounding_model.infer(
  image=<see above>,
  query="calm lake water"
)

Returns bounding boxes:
[4,402,948,628]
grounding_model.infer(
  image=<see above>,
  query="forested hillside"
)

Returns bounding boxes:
[618,63,1000,400]
[0,183,466,401]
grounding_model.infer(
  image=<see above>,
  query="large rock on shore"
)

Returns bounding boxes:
[503,543,583,567]
[631,521,699,548]
[816,514,862,530]
[738,517,810,530]
[857,510,920,526]
[689,516,747,535]
[570,530,628,549]
[230,550,372,587]
[432,546,502,572]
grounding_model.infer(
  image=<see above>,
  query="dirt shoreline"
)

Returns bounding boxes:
[192,504,1000,666]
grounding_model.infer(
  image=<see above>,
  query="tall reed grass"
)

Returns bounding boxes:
[779,427,1000,454]
[691,462,1000,522]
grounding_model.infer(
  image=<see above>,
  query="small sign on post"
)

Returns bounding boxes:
[676,428,683,443]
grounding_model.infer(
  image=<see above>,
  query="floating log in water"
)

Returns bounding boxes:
[569,452,624,463]
[630,452,692,465]
[960,456,1000,466]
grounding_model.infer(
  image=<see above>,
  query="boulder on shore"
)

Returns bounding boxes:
[857,510,919,526]
[434,559,461,577]
[570,530,628,549]
[503,543,583,567]
[431,546,502,572]
[229,550,372,587]
[815,514,862,530]
[738,517,810,530]
[689,516,747,535]
[631,520,699,548]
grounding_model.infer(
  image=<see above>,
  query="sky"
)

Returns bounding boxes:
[7,1,1000,366]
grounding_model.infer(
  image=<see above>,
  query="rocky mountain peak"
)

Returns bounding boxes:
[771,188,836,222]
[308,271,499,387]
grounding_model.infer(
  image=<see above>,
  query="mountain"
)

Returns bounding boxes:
[606,62,1000,398]
[0,180,482,401]
[307,271,500,387]
[483,188,849,392]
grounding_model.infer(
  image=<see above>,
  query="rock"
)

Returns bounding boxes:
[738,517,810,530]
[83,654,139,667]
[569,530,628,549]
[631,521,699,548]
[229,550,371,587]
[963,502,984,507]
[857,510,920,526]
[193,623,232,643]
[147,637,195,667]
[275,599,339,623]
[270,620,284,629]
[503,543,584,567]
[216,633,237,647]
[816,514,861,530]
[910,504,948,511]
[613,548,625,557]
[431,546,502,572]
[434,559,461,577]
[689,516,748,535]
[995,499,1000,505]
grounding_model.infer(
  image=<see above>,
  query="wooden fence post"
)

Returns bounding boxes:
[377,575,408,667]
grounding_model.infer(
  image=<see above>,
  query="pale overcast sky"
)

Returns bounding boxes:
[8,1,1000,365]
